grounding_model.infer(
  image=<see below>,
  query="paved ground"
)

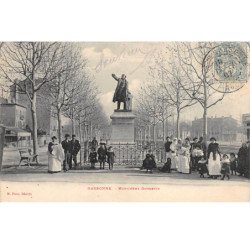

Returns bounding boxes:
[1,146,250,202]
[1,146,249,185]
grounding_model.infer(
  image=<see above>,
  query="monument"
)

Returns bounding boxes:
[110,73,136,145]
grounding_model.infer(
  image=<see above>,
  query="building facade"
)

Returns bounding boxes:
[242,113,250,141]
[0,98,31,147]
[192,116,240,142]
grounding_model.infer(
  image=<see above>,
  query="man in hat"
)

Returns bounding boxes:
[112,73,128,110]
[61,134,71,172]
[69,134,81,169]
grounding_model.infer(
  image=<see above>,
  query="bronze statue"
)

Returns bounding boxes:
[112,73,130,110]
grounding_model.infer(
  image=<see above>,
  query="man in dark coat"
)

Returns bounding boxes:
[91,137,98,151]
[61,134,71,172]
[197,136,207,159]
[69,134,81,169]
[237,143,248,176]
[112,73,128,110]
[97,144,107,169]
[246,141,250,178]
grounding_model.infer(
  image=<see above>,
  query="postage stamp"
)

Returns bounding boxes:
[214,42,248,82]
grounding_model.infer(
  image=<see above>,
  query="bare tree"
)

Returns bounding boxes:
[0,42,64,155]
[174,42,247,143]
[151,51,197,138]
[46,43,86,142]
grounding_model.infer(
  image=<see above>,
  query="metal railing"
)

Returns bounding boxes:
[81,141,165,167]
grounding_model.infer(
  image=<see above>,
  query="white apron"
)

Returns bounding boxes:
[48,144,64,172]
[208,152,221,175]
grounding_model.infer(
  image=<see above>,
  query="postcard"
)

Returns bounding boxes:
[0,42,249,201]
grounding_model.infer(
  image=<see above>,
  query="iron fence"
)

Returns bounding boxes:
[81,141,165,167]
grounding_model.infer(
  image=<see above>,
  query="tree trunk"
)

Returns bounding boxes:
[176,109,180,139]
[162,119,165,142]
[203,107,208,144]
[31,93,38,155]
[78,117,82,167]
[57,109,62,143]
[203,79,208,146]
[72,117,75,135]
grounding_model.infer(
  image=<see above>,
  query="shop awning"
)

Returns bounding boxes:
[5,127,31,137]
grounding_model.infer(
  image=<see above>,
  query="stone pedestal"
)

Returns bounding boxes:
[110,110,136,145]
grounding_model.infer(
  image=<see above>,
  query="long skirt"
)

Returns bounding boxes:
[48,155,62,173]
[178,155,190,173]
[208,153,221,175]
[171,153,178,170]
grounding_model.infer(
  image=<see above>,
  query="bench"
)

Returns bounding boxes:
[18,149,39,167]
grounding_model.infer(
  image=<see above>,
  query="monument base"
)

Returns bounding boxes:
[110,110,136,144]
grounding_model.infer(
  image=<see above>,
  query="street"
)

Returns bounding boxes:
[1,146,250,202]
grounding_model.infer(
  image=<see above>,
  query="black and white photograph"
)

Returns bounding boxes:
[0,41,249,201]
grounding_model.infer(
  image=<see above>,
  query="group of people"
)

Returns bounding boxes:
[159,136,250,180]
[162,136,199,174]
[48,136,116,173]
[48,134,80,173]
[88,138,115,170]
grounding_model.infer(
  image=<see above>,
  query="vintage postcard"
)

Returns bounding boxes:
[0,42,249,201]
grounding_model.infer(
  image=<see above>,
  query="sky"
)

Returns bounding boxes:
[82,42,250,123]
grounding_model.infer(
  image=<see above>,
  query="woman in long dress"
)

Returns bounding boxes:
[237,143,248,176]
[170,138,178,170]
[176,139,183,173]
[181,138,191,174]
[177,138,191,174]
[48,136,64,173]
[207,137,221,179]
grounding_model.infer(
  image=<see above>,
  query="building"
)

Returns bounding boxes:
[192,116,240,142]
[242,113,250,141]
[9,82,58,144]
[0,99,31,147]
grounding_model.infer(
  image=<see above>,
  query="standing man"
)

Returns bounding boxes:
[91,137,98,151]
[246,141,250,178]
[112,73,128,110]
[69,134,81,169]
[97,144,107,170]
[61,134,71,172]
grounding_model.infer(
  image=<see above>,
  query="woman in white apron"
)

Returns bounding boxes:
[207,137,221,179]
[48,136,64,173]
[170,138,178,170]
[176,139,183,172]
[181,138,191,174]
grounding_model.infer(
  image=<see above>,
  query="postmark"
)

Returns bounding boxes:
[214,42,248,82]
[213,42,248,92]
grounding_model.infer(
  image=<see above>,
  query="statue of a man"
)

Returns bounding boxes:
[112,73,129,110]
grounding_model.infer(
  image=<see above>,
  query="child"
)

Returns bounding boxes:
[107,146,115,170]
[89,148,97,169]
[221,154,230,180]
[230,153,237,175]
[191,146,204,171]
[197,157,208,178]
[142,154,155,174]
[159,158,171,173]
[97,144,107,169]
